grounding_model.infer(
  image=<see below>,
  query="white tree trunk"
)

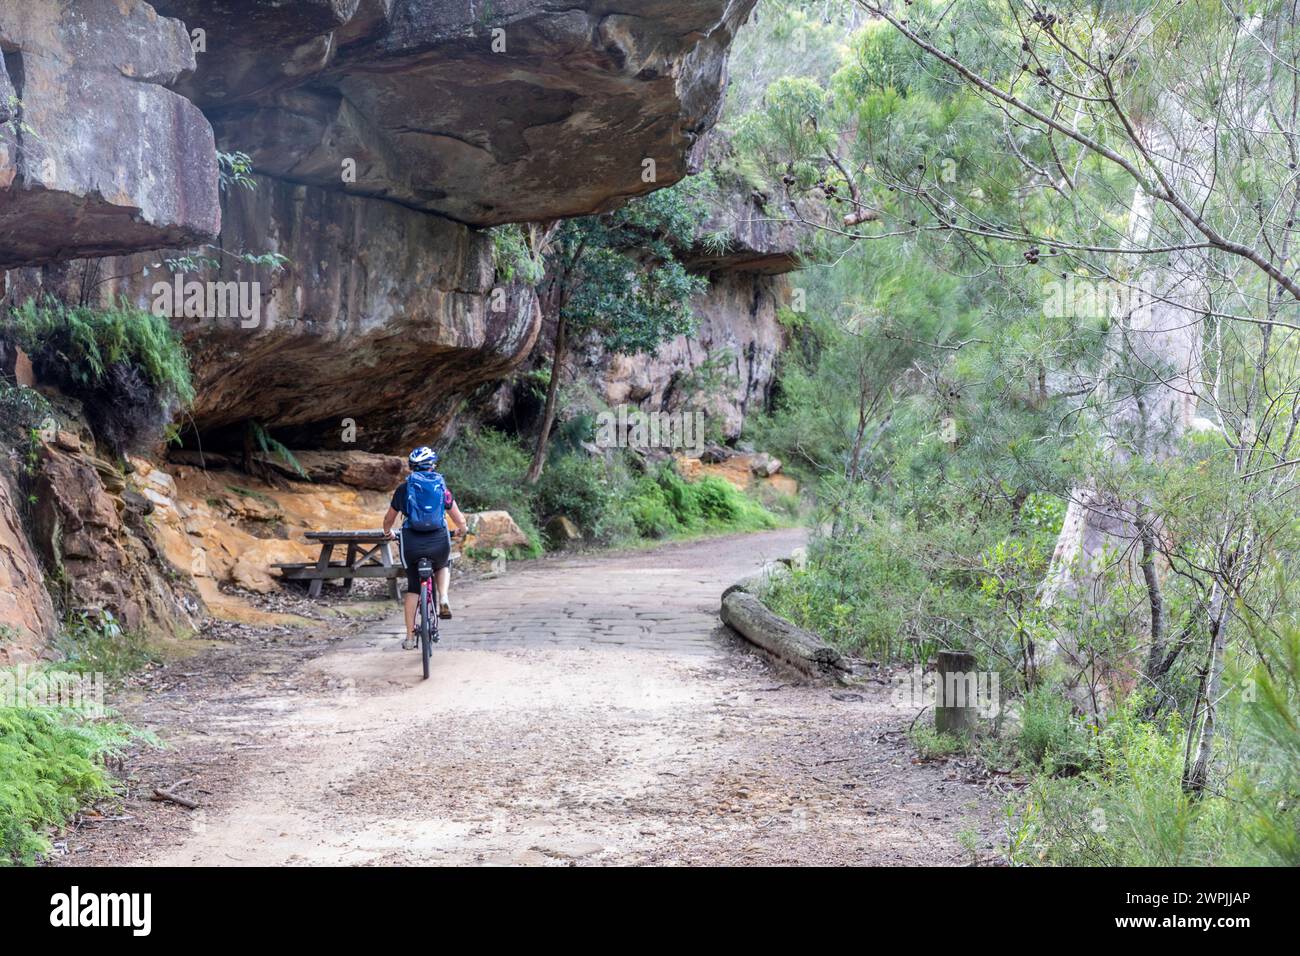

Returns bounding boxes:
[1039,102,1210,670]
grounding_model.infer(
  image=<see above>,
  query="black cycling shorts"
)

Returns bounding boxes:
[399,527,451,594]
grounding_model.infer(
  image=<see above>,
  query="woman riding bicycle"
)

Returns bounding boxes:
[382,446,469,649]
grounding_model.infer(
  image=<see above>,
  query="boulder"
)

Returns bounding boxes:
[749,453,782,478]
[256,450,405,491]
[465,511,529,551]
[230,538,316,594]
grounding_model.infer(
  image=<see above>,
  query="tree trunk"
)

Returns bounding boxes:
[525,310,567,485]
[1183,582,1229,794]
[1138,506,1168,684]
[1040,105,1209,682]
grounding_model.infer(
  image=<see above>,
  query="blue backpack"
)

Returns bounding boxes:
[405,471,447,532]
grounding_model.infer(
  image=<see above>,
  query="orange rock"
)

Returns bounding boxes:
[464,511,529,550]
[674,455,703,480]
[701,455,756,490]
[230,539,317,594]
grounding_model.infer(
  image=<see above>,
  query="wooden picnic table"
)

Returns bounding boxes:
[274,529,402,601]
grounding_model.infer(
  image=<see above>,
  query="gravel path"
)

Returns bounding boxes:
[56,529,1002,866]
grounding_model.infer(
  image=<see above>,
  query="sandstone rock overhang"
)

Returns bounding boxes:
[1,0,765,454]
[684,187,802,275]
[150,0,759,225]
[0,1,221,269]
[11,174,545,451]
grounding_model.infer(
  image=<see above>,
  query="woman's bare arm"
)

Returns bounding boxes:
[448,502,469,534]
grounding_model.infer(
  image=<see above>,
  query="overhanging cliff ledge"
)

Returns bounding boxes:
[3,0,760,452]
[152,0,758,224]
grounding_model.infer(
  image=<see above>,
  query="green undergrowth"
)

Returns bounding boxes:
[1,609,161,864]
[440,426,791,554]
[0,695,149,865]
[52,610,161,680]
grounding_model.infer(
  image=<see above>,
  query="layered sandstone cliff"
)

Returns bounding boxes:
[0,0,765,647]
[584,177,799,440]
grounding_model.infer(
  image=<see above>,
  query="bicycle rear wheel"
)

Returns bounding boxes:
[420,585,433,680]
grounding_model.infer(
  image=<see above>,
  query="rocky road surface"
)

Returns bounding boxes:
[55,529,1002,866]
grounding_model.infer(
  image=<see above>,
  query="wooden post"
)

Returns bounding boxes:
[342,543,358,592]
[307,543,334,599]
[934,649,979,735]
[380,541,401,603]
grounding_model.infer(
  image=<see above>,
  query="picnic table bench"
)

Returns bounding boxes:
[274,530,403,601]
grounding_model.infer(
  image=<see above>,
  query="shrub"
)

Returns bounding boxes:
[763,509,982,659]
[1010,705,1243,866]
[908,724,967,760]
[534,454,611,535]
[52,610,159,679]
[439,427,541,552]
[442,429,781,550]
[1017,685,1090,773]
[626,479,682,538]
[0,705,139,865]
[621,468,778,539]
[4,298,194,455]
[0,382,52,448]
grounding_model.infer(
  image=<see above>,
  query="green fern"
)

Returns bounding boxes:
[251,421,308,478]
[0,704,144,865]
[5,296,194,404]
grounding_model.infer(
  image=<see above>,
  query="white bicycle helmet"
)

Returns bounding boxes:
[408,446,438,470]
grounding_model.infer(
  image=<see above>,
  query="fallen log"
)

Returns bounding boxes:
[720,589,847,679]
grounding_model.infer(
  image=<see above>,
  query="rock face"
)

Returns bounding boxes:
[28,441,199,635]
[464,510,530,552]
[684,176,800,275]
[580,182,795,442]
[4,0,759,451]
[0,467,57,661]
[0,1,220,268]
[577,173,798,440]
[152,0,759,224]
[12,175,543,450]
[596,269,789,440]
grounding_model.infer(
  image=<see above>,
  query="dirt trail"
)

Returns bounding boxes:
[64,529,1002,866]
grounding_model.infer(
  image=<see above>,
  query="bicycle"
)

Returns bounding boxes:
[414,556,438,680]
[410,529,456,680]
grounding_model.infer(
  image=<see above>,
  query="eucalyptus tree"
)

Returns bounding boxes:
[525,190,707,484]
[738,0,1300,793]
